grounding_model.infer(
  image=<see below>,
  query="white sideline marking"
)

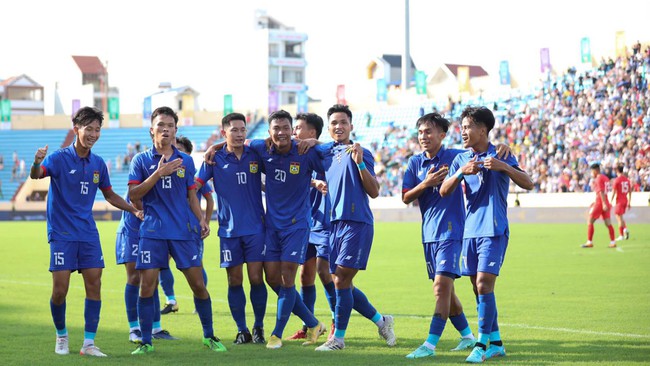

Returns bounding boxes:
[396,315,650,338]
[616,247,624,253]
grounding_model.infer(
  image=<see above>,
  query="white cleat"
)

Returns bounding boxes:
[315,337,345,351]
[615,236,624,241]
[55,336,69,355]
[80,345,107,357]
[378,315,396,346]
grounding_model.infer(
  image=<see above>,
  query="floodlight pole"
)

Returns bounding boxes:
[402,0,411,93]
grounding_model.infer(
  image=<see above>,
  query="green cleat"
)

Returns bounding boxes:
[131,343,154,355]
[405,345,435,359]
[451,337,477,351]
[203,336,228,352]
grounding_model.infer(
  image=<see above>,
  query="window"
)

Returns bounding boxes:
[284,42,303,58]
[269,43,279,58]
[282,68,303,84]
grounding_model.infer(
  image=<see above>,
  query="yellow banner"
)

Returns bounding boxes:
[458,66,470,92]
[615,31,626,58]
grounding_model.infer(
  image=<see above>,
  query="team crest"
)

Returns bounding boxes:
[250,162,259,174]
[93,171,99,184]
[177,166,186,178]
[289,162,300,175]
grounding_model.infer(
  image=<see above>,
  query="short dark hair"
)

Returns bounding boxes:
[416,113,450,133]
[296,113,324,138]
[616,165,624,173]
[269,110,293,126]
[590,162,601,170]
[151,106,178,125]
[327,104,352,121]
[222,112,247,128]
[460,106,495,132]
[72,106,104,127]
[176,135,193,154]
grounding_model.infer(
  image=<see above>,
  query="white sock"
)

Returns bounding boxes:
[423,342,436,350]
[82,339,94,347]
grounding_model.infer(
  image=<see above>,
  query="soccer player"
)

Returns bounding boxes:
[159,135,213,315]
[581,163,617,248]
[246,110,327,349]
[195,113,268,345]
[286,113,337,341]
[313,104,396,351]
[128,106,226,354]
[401,113,479,359]
[610,165,632,241]
[440,106,533,363]
[31,106,143,357]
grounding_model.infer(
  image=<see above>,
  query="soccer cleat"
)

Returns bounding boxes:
[625,230,629,240]
[378,315,397,346]
[266,335,282,349]
[152,329,179,340]
[252,327,266,344]
[484,344,506,359]
[450,337,477,351]
[131,343,154,355]
[581,242,593,248]
[129,329,143,344]
[203,336,228,352]
[465,346,486,363]
[161,302,179,315]
[55,336,69,355]
[80,345,107,357]
[303,322,327,346]
[234,330,253,344]
[405,345,435,359]
[609,242,617,248]
[615,235,624,241]
[315,337,345,351]
[286,328,307,340]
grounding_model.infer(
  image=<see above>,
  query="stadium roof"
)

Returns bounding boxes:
[72,55,107,74]
[381,54,417,70]
[444,64,488,78]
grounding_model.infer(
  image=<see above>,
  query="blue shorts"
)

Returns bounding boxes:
[305,230,330,261]
[49,240,105,272]
[461,233,509,276]
[329,221,373,273]
[265,228,310,264]
[423,239,462,279]
[136,238,203,270]
[115,232,139,265]
[219,232,266,268]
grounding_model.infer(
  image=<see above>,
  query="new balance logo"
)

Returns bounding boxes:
[192,255,198,260]
[345,255,353,260]
[68,169,76,174]
[291,251,298,256]
[149,165,156,170]
[488,262,496,267]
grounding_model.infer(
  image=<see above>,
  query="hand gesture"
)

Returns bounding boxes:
[135,210,144,221]
[349,143,363,164]
[313,179,328,195]
[423,164,449,187]
[495,143,513,159]
[157,157,183,176]
[203,142,224,165]
[200,219,211,239]
[297,138,318,155]
[34,145,48,165]
[461,156,482,175]
[483,156,507,172]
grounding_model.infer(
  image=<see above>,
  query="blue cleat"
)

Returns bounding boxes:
[405,345,435,359]
[451,337,476,351]
[485,344,506,359]
[465,346,486,363]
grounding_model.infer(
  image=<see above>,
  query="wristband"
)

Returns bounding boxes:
[357,161,367,171]
[454,170,464,180]
[32,162,41,168]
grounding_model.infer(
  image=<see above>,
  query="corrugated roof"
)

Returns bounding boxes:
[72,55,106,74]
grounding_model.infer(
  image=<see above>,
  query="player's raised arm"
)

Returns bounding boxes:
[440,156,481,197]
[483,157,534,190]
[351,143,379,198]
[402,164,449,204]
[129,156,182,201]
[102,187,141,217]
[30,145,48,179]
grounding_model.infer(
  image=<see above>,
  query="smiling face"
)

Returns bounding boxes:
[151,114,177,147]
[418,121,445,155]
[328,112,353,143]
[269,118,292,150]
[222,119,247,148]
[74,120,101,150]
[461,116,485,149]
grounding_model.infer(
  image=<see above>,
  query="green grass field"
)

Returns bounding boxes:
[0,221,648,365]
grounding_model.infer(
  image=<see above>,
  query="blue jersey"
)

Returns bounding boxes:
[128,145,198,240]
[316,142,375,225]
[402,147,466,243]
[197,145,264,238]
[116,191,140,237]
[249,139,323,230]
[448,143,519,238]
[310,171,331,232]
[41,144,111,243]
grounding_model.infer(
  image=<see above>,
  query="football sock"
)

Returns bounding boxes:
[138,296,154,344]
[477,292,496,347]
[83,298,101,345]
[450,313,473,337]
[619,226,624,236]
[228,285,248,332]
[352,287,380,323]
[291,287,318,328]
[323,281,337,315]
[334,287,353,340]
[250,283,267,328]
[125,283,139,326]
[426,316,446,347]
[272,286,297,338]
[158,268,175,301]
[50,299,67,337]
[301,284,317,315]
[153,288,161,324]
[607,225,615,241]
[588,223,594,241]
[194,296,214,338]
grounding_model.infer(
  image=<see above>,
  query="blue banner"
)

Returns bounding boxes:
[297,92,308,113]
[143,96,152,126]
[499,60,511,85]
[377,79,387,102]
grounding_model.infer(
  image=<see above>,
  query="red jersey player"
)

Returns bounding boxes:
[610,165,632,241]
[582,163,616,248]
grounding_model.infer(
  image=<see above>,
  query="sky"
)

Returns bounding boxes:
[1,0,648,114]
